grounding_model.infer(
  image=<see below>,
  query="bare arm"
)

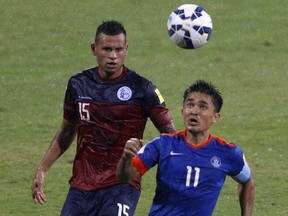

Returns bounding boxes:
[31,118,77,205]
[116,138,143,182]
[238,175,255,216]
[157,122,177,134]
[149,106,177,134]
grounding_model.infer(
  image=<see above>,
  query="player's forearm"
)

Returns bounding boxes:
[238,176,255,216]
[37,120,77,173]
[116,156,139,182]
[158,122,177,134]
[57,119,77,154]
[36,139,63,174]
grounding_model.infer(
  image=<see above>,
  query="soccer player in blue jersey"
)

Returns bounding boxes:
[117,80,255,216]
[31,20,176,215]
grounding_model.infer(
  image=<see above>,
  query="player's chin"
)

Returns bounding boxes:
[186,126,200,133]
[104,68,120,76]
[186,126,197,133]
[106,64,117,71]
[106,64,121,73]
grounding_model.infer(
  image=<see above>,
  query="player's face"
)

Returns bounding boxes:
[182,92,220,136]
[91,33,128,79]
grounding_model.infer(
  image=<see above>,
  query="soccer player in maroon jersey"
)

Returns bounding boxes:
[31,20,176,216]
[117,80,255,216]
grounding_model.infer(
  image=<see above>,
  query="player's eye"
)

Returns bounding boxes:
[199,105,208,110]
[115,47,124,52]
[186,103,194,108]
[103,47,112,52]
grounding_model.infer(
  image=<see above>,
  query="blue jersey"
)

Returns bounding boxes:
[133,130,251,216]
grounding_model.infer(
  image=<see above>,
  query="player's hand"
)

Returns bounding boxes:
[31,170,46,205]
[122,138,144,160]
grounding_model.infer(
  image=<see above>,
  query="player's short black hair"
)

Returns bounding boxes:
[95,20,126,43]
[183,80,223,113]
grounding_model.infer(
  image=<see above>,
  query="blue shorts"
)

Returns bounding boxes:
[60,184,141,216]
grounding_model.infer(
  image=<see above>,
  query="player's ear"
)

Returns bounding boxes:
[125,44,128,56]
[213,113,221,124]
[91,43,96,56]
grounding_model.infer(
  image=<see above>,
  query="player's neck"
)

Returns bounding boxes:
[97,67,124,80]
[186,130,210,146]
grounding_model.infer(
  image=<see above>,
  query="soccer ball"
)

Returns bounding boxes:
[167,4,213,49]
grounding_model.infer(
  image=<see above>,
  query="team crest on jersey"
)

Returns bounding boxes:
[117,86,132,101]
[211,156,221,168]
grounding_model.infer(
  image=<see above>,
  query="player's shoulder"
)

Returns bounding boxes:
[161,130,181,136]
[125,67,153,85]
[211,134,244,154]
[69,67,95,81]
[160,131,185,141]
[211,134,236,148]
[147,132,179,146]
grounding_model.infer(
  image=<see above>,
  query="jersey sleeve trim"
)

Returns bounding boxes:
[132,156,148,176]
[232,159,251,183]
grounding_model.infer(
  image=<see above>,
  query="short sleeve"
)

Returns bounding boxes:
[143,82,173,128]
[63,78,78,122]
[232,154,251,183]
[136,137,161,170]
[230,146,251,183]
[143,82,166,107]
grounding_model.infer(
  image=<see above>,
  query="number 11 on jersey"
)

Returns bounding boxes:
[186,166,200,187]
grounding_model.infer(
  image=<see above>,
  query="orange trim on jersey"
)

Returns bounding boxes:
[132,156,148,176]
[211,134,235,147]
[177,130,235,149]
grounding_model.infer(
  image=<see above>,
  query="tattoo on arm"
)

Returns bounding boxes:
[59,124,77,155]
[158,122,177,134]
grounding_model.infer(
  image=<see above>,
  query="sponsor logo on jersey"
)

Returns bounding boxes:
[170,150,184,156]
[117,86,132,101]
[78,96,92,100]
[210,156,221,168]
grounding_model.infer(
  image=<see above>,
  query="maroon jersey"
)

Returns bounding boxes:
[63,66,173,191]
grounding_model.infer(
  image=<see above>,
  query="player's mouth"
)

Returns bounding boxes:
[188,117,199,126]
[107,62,117,69]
